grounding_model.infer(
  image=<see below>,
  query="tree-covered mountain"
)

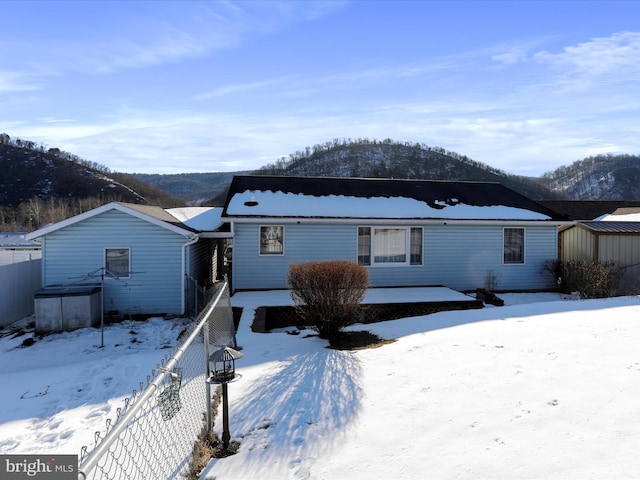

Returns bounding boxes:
[253,138,556,200]
[3,133,640,232]
[0,134,183,231]
[539,154,640,200]
[134,171,250,206]
[141,139,559,205]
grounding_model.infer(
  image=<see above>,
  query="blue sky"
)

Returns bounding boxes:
[1,1,639,175]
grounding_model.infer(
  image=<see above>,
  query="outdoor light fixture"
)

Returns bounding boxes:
[208,345,243,449]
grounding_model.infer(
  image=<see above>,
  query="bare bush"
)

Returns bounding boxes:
[288,260,369,340]
[542,259,621,298]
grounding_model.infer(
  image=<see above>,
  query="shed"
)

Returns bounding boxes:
[559,221,640,294]
[26,202,230,323]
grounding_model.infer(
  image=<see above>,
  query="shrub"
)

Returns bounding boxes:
[288,260,369,340]
[542,259,621,299]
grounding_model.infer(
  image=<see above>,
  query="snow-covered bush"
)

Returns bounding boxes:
[288,260,368,339]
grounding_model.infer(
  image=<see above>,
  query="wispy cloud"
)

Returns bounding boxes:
[533,31,640,93]
[535,31,640,74]
[2,1,346,78]
[192,75,301,100]
[0,71,42,92]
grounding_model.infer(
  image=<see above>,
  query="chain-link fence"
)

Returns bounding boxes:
[78,280,236,480]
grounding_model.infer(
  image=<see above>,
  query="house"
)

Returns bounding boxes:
[221,176,570,293]
[26,202,229,319]
[558,207,640,294]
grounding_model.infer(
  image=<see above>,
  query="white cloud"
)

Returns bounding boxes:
[491,50,528,65]
[0,71,42,92]
[535,31,640,72]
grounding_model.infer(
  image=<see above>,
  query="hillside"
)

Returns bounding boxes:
[139,139,560,204]
[3,133,640,230]
[0,135,183,231]
[254,139,555,200]
[0,143,137,207]
[0,142,183,209]
[539,154,640,200]
[134,171,250,206]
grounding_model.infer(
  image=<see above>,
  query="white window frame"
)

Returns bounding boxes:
[105,247,131,279]
[259,225,284,256]
[357,226,423,267]
[503,227,525,265]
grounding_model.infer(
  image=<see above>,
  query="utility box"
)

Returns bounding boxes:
[34,284,101,333]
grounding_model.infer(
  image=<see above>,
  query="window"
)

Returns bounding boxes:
[357,227,371,265]
[503,228,525,264]
[410,227,423,265]
[260,226,284,255]
[105,248,130,278]
[358,227,422,266]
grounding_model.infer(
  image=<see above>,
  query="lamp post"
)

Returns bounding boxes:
[208,345,243,449]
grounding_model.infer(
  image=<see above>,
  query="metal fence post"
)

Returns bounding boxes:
[203,320,212,433]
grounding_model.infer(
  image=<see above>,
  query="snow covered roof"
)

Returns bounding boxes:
[0,233,41,248]
[223,176,568,222]
[166,207,224,231]
[598,207,640,222]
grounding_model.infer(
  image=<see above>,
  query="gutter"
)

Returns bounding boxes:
[181,233,200,315]
[225,216,573,227]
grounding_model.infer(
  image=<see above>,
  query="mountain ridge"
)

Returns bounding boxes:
[2,133,640,231]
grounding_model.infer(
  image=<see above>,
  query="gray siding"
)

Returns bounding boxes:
[42,210,188,315]
[232,222,559,292]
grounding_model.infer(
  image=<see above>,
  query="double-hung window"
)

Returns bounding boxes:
[503,227,525,264]
[260,225,284,255]
[358,226,422,266]
[105,248,130,279]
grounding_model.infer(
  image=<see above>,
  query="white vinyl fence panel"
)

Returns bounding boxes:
[0,252,42,326]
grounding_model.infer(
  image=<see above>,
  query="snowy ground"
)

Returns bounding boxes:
[0,315,188,457]
[1,289,640,479]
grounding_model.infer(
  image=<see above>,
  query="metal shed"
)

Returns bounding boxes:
[559,221,640,294]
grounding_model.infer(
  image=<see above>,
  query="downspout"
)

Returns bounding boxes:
[229,221,235,294]
[181,233,200,316]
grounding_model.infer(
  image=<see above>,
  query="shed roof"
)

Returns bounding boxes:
[223,175,568,221]
[578,221,640,234]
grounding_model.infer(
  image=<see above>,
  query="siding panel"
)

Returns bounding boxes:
[43,210,188,315]
[561,226,595,261]
[599,235,640,293]
[233,222,558,292]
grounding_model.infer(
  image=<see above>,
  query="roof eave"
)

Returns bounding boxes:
[224,216,571,226]
[26,202,196,240]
